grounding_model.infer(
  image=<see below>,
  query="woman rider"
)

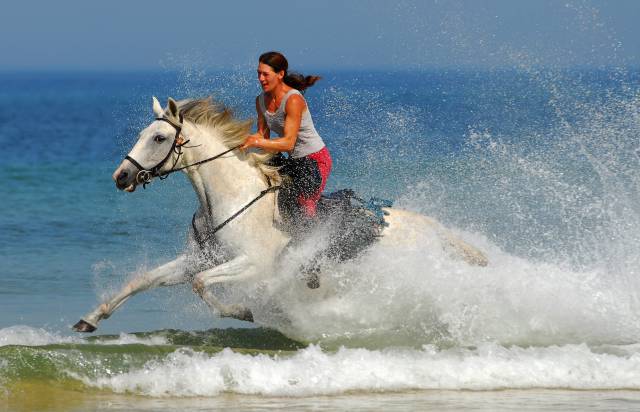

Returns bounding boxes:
[241,51,332,232]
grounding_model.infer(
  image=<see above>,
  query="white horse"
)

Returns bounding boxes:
[73,97,488,333]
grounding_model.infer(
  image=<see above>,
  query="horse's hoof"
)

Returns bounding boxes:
[301,265,320,289]
[306,272,320,289]
[222,306,254,323]
[72,319,97,333]
[237,308,254,323]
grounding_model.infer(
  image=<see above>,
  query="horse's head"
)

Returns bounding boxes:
[113,97,185,192]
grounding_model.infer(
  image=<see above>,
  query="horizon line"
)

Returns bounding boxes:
[1,64,638,74]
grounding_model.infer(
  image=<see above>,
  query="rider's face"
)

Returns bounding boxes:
[257,63,283,93]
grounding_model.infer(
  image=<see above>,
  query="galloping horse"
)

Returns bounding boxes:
[73,97,487,333]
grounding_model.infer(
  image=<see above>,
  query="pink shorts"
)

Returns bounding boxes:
[297,146,332,217]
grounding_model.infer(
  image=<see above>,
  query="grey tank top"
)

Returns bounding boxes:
[259,89,325,159]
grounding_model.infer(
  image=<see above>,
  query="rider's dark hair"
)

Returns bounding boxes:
[259,51,321,92]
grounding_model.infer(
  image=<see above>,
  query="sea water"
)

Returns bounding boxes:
[1,67,640,410]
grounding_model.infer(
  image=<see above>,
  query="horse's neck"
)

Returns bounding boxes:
[181,124,266,220]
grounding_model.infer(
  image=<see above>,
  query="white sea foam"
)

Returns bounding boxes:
[76,343,640,397]
[95,332,168,346]
[0,325,167,347]
[230,217,640,349]
[0,325,82,346]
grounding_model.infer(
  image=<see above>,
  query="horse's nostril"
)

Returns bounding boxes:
[118,171,128,182]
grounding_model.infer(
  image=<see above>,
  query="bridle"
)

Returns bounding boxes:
[125,114,240,189]
[123,113,279,237]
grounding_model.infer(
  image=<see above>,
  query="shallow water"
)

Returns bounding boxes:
[5,388,640,412]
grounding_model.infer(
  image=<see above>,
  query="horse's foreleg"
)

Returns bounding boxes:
[192,254,258,322]
[73,255,191,332]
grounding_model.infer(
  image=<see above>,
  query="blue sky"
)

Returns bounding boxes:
[1,0,638,71]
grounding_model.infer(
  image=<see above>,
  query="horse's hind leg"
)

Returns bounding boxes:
[73,255,191,332]
[191,255,258,323]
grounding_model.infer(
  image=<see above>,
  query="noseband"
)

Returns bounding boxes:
[124,114,240,188]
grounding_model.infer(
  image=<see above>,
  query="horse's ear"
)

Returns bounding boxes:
[167,97,180,120]
[152,96,164,118]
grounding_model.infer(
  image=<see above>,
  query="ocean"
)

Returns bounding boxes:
[1,67,640,410]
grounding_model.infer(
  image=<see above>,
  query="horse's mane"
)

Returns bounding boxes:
[173,97,280,183]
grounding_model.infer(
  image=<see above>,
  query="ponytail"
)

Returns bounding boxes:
[284,72,322,92]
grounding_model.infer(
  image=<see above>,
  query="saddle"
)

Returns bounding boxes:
[316,189,392,261]
[278,187,393,263]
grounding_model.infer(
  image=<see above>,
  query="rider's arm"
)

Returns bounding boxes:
[241,94,305,153]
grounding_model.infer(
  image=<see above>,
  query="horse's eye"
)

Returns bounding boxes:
[154,135,167,143]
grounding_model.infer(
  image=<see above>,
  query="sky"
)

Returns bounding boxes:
[0,0,638,71]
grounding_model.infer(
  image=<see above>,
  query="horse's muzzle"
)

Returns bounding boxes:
[115,170,129,187]
[113,163,138,192]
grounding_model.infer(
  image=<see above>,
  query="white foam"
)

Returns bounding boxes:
[0,325,82,346]
[235,221,640,349]
[0,325,167,347]
[93,332,168,346]
[77,343,640,397]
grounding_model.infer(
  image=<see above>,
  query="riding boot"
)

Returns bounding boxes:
[300,254,321,289]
